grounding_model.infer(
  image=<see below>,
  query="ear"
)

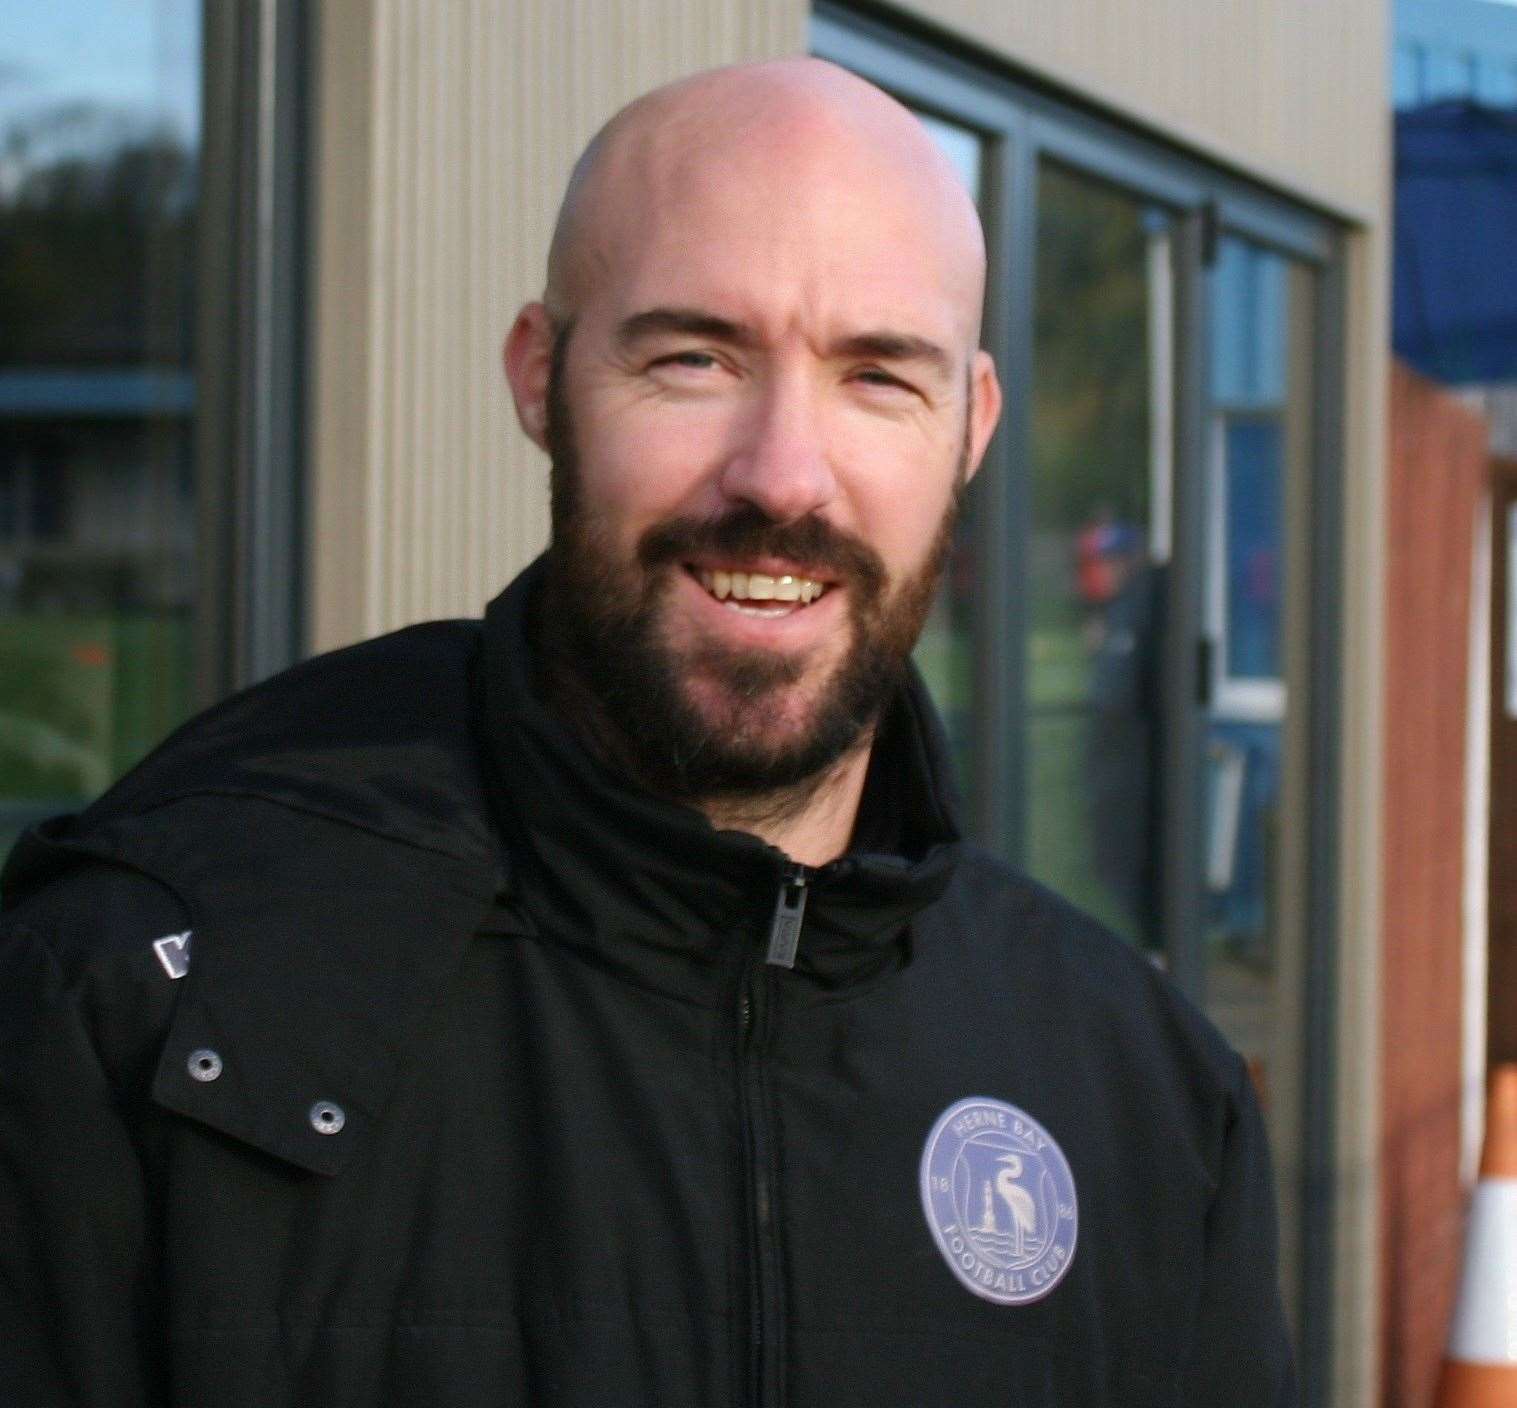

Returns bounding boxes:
[963,349,1003,483]
[503,301,558,453]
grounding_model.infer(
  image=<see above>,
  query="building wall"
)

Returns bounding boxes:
[310,2,1389,1399]
[890,0,1386,222]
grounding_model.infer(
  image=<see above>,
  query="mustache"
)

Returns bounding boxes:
[636,505,887,596]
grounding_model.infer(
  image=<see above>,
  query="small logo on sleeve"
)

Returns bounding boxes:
[920,1096,1078,1305]
[152,931,192,980]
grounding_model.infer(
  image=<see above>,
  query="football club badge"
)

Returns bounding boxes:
[920,1096,1078,1306]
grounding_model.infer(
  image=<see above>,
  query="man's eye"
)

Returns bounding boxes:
[854,367,910,391]
[653,351,719,371]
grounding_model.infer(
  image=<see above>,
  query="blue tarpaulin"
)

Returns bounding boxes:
[1395,100,1517,385]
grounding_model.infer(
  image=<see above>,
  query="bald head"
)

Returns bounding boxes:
[544,58,986,339]
[503,52,1004,539]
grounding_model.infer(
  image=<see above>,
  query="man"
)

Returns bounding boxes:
[0,59,1294,1407]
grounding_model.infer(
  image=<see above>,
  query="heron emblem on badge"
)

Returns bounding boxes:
[920,1096,1078,1305]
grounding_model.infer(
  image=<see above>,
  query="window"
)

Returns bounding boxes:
[0,2,202,856]
[0,1,307,862]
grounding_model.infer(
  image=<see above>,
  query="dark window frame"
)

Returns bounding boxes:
[197,0,309,702]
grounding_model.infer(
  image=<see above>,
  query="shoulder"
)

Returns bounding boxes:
[1,615,500,967]
[0,621,503,1165]
[78,618,487,823]
[0,861,189,1092]
[1,861,186,969]
[4,618,494,898]
[936,846,1243,1098]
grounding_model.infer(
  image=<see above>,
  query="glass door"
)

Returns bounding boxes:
[910,111,988,798]
[1026,163,1176,955]
[1024,170,1322,1315]
[1199,234,1319,1310]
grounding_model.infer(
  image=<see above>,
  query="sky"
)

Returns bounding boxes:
[0,1,200,164]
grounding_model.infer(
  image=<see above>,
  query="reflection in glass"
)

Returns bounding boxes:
[1027,164,1174,950]
[0,2,201,860]
[1202,238,1314,1312]
[910,111,983,799]
[1221,419,1284,682]
[914,112,982,203]
[1202,236,1314,1082]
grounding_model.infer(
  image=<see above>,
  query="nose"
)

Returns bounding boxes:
[717,372,838,523]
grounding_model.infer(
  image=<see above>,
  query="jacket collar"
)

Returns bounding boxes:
[478,558,965,1004]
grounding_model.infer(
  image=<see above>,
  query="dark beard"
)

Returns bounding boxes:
[536,327,963,810]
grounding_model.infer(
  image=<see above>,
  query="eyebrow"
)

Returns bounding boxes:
[615,307,759,351]
[831,331,954,380]
[615,306,955,379]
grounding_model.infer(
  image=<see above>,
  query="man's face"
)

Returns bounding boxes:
[541,330,966,800]
[512,101,1000,802]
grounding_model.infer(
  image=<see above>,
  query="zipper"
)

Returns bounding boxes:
[765,863,809,969]
[738,863,809,1407]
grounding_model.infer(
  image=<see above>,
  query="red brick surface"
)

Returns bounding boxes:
[1488,459,1517,1070]
[1380,363,1488,1408]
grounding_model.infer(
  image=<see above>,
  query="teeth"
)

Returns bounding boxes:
[696,568,826,605]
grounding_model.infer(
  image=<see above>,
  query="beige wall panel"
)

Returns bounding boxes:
[313,0,806,649]
[892,0,1386,221]
[1331,221,1389,1408]
[311,2,375,654]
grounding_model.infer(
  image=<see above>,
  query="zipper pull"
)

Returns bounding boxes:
[765,865,809,969]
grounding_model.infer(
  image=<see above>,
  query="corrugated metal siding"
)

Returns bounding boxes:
[313,0,805,648]
[887,0,1387,224]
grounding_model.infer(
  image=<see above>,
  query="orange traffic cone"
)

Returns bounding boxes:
[1436,1064,1517,1405]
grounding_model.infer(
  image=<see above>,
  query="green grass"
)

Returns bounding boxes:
[914,609,1143,944]
[0,611,193,803]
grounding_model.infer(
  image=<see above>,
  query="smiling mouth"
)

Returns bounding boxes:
[690,566,832,618]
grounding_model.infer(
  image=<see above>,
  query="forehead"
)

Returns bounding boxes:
[573,116,982,348]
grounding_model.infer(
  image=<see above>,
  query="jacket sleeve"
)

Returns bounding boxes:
[0,869,184,1408]
[1180,1054,1299,1407]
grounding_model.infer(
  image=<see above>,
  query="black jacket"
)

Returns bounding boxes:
[0,562,1295,1407]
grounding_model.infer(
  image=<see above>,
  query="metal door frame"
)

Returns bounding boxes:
[198,0,309,700]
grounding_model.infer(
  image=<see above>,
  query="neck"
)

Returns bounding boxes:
[697,740,873,868]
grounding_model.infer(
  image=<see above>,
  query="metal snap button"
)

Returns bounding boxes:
[187,1048,223,1082]
[309,1101,345,1135]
